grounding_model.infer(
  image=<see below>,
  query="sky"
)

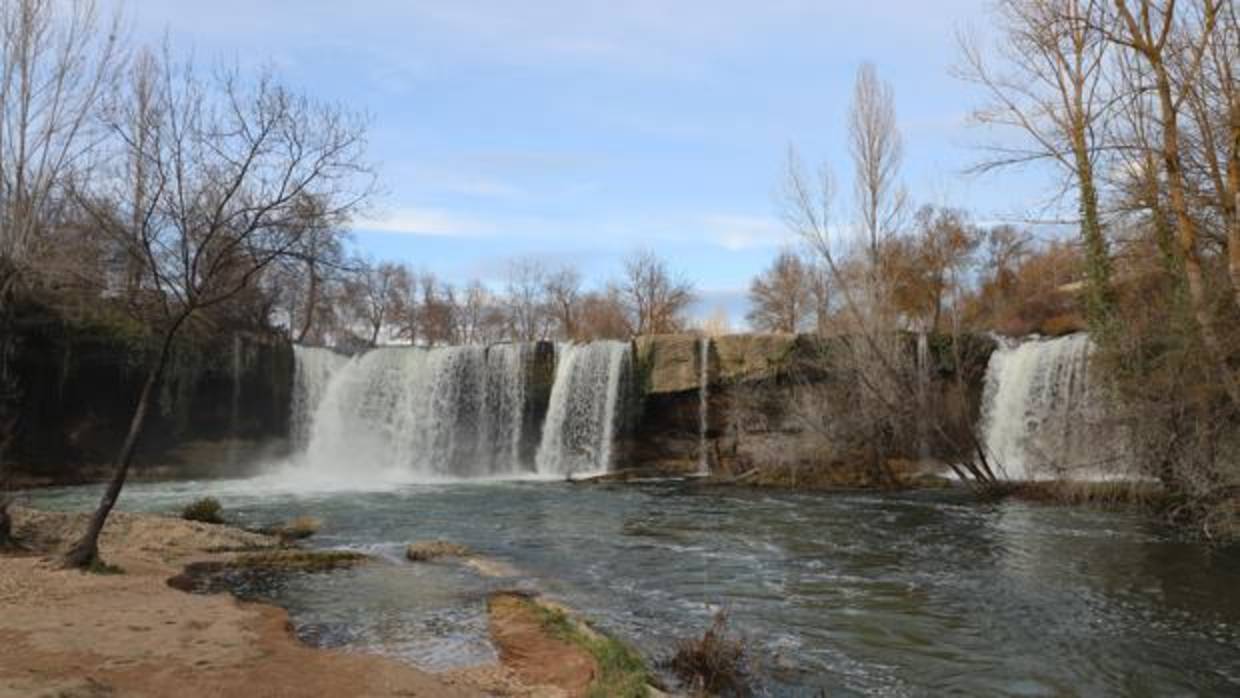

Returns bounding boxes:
[112,0,1055,326]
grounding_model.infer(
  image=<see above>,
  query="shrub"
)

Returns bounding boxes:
[180,496,224,524]
[667,610,750,697]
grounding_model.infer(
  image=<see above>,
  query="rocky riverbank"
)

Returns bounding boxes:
[0,507,595,697]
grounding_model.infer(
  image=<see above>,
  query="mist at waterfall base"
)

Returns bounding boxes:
[277,342,631,488]
[31,479,1240,695]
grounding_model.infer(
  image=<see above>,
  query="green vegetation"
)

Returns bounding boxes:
[525,597,651,698]
[180,497,225,524]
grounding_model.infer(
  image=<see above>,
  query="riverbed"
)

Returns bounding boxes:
[28,478,1240,696]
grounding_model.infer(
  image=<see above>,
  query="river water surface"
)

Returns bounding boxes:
[30,479,1240,696]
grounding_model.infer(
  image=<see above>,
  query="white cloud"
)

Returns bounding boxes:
[358,207,495,237]
[703,214,791,251]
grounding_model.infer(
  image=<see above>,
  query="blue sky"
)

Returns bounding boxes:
[117,1,1054,326]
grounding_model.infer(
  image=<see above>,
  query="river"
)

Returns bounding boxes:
[29,478,1240,696]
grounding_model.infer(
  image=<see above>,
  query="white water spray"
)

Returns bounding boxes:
[300,345,532,480]
[535,341,631,478]
[980,333,1125,480]
[291,345,348,450]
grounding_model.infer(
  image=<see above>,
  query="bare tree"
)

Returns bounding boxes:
[389,264,420,345]
[0,0,124,302]
[781,149,998,487]
[849,62,907,270]
[746,250,815,333]
[417,273,456,346]
[503,257,550,342]
[287,195,350,343]
[62,50,373,568]
[698,306,733,336]
[455,279,502,345]
[345,258,402,346]
[543,265,582,340]
[620,249,695,335]
[1104,0,1237,405]
[905,205,980,333]
[1178,0,1239,305]
[575,287,630,341]
[956,0,1116,332]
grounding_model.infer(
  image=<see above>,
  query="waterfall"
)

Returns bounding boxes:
[916,332,930,463]
[291,345,349,450]
[535,341,631,478]
[290,340,632,482]
[298,344,533,480]
[228,334,243,466]
[980,333,1123,480]
[698,336,711,475]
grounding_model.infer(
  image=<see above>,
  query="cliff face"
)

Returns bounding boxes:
[2,308,293,485]
[625,332,996,482]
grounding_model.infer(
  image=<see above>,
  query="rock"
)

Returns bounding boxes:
[635,333,701,394]
[406,540,471,562]
[276,516,322,541]
[713,332,797,383]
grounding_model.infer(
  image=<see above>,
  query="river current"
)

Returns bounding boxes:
[30,478,1240,696]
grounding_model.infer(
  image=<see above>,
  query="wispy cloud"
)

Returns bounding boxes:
[359,207,495,237]
[703,214,791,251]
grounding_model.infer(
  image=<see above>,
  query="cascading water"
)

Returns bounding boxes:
[979,333,1124,480]
[535,341,631,478]
[916,332,930,463]
[228,333,243,466]
[698,336,711,475]
[299,344,533,480]
[291,345,349,450]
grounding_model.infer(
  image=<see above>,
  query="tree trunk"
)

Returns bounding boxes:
[62,317,186,569]
[1228,105,1240,309]
[1151,63,1240,409]
[1073,134,1114,337]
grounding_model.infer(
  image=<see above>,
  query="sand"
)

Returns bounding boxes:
[0,507,549,698]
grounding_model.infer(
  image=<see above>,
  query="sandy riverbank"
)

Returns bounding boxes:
[0,507,563,698]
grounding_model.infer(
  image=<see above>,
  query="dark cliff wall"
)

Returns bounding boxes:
[2,305,293,485]
[623,332,996,482]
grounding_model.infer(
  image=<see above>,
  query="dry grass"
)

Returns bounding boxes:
[666,610,750,697]
[1010,480,1165,507]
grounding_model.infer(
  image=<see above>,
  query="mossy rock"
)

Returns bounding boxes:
[406,540,471,562]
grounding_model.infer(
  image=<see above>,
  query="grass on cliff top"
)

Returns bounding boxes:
[523,596,650,698]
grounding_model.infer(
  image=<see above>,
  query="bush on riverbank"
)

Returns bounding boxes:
[180,497,224,524]
[667,610,750,697]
